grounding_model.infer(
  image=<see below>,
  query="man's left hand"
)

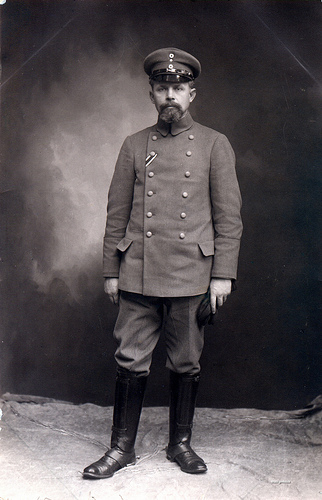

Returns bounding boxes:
[210,278,232,314]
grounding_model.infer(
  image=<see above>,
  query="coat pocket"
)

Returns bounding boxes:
[116,237,133,253]
[198,240,215,257]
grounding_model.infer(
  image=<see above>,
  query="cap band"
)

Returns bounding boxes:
[150,68,194,83]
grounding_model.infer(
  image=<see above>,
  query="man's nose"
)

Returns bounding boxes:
[166,88,175,99]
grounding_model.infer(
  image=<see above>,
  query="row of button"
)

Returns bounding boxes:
[149,147,193,157]
[147,170,191,178]
[146,211,186,219]
[146,139,190,239]
[147,190,189,198]
[151,134,195,141]
[146,231,186,239]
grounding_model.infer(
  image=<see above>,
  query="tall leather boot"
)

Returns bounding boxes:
[166,371,207,474]
[83,367,147,479]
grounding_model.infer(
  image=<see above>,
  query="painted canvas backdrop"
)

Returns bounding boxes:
[1,0,321,409]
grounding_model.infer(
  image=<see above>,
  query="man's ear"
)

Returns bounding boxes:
[189,88,196,103]
[149,90,155,104]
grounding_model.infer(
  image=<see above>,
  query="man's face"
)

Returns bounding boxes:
[149,81,196,123]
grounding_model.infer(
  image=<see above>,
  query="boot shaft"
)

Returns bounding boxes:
[111,367,147,452]
[169,371,200,445]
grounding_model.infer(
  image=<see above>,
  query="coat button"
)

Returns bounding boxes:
[146,212,153,218]
[148,171,154,177]
[179,232,186,239]
[188,134,194,140]
[182,192,188,198]
[180,212,186,219]
[186,151,192,157]
[147,190,154,197]
[185,171,191,178]
[152,135,158,141]
[146,231,153,238]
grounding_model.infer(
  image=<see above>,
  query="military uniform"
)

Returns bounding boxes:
[103,112,242,297]
[83,48,243,480]
[103,109,242,375]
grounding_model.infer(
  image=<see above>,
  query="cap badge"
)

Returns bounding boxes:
[168,52,175,71]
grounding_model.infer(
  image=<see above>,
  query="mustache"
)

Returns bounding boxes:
[160,102,183,112]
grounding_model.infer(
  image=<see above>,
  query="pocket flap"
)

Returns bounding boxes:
[116,237,133,252]
[199,240,215,257]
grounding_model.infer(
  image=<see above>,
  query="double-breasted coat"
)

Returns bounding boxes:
[103,112,242,297]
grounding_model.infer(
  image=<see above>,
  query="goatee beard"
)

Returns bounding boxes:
[159,103,184,123]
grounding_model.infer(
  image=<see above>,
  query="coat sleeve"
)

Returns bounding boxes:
[210,134,243,280]
[103,136,136,277]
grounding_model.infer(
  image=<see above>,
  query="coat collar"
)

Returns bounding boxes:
[156,111,194,136]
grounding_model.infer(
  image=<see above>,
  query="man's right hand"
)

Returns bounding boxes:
[104,278,119,305]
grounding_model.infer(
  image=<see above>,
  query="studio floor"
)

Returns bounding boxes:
[0,394,321,500]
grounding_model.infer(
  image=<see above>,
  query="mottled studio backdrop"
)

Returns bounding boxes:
[1,0,321,409]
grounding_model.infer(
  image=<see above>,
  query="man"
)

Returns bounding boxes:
[83,48,242,479]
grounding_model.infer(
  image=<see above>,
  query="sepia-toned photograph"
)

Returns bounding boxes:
[0,1,321,498]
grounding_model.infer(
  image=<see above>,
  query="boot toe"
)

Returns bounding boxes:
[83,447,136,479]
[83,455,118,479]
[176,451,207,474]
[167,443,207,474]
